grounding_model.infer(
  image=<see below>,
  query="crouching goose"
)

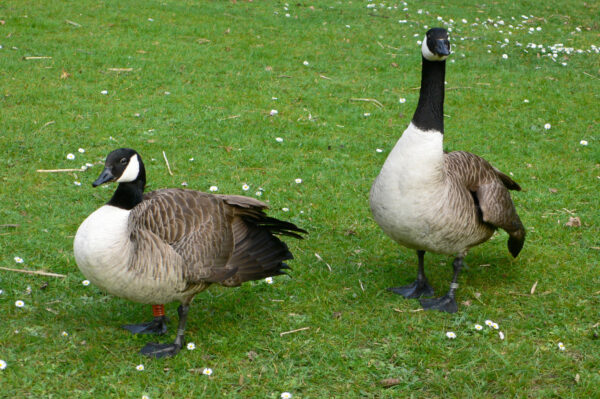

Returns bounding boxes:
[74,148,306,357]
[369,28,525,313]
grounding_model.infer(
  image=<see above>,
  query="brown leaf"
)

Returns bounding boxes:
[381,378,401,388]
[565,216,581,227]
[391,62,398,68]
[60,70,70,79]
[549,188,558,193]
[461,300,472,306]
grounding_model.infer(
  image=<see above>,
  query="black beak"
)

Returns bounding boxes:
[92,167,115,187]
[434,39,451,56]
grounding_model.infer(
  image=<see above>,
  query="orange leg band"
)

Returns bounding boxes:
[152,304,165,317]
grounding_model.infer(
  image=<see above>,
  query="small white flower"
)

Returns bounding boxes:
[485,320,493,327]
[85,163,94,168]
[523,99,530,103]
[558,342,565,351]
[82,280,90,286]
[100,90,108,95]
[136,364,145,371]
[209,186,218,192]
[202,368,213,376]
[15,300,25,308]
[0,289,3,295]
[580,140,588,146]
[446,331,457,339]
[376,148,383,153]
[242,184,250,191]
[189,157,194,161]
[181,182,188,187]
[142,395,150,399]
[14,256,24,263]
[148,18,154,22]
[66,153,75,160]
[474,324,483,331]
[275,137,284,143]
[255,191,263,197]
[363,112,371,117]
[281,393,293,399]
[282,207,289,212]
[399,98,406,104]
[295,178,302,184]
[265,277,274,284]
[544,123,551,130]
[303,60,309,66]
[61,331,69,337]
[0,360,6,370]
[164,91,171,95]
[270,109,278,116]
[272,97,278,100]
[25,286,32,294]
[74,181,81,186]
[187,342,196,350]
[491,322,499,330]
[502,54,508,59]
[499,331,505,340]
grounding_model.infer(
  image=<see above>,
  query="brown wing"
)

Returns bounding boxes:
[129,189,241,283]
[446,151,526,257]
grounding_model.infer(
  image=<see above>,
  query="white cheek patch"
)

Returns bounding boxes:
[116,154,140,183]
[421,36,449,61]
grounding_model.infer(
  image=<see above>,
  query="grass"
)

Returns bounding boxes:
[1,0,599,397]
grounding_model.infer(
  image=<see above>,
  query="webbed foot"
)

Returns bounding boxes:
[140,342,182,358]
[122,316,168,335]
[389,280,434,299]
[419,294,458,313]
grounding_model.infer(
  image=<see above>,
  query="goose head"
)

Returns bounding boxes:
[93,148,145,187]
[421,28,451,61]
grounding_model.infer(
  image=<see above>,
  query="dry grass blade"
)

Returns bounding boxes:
[0,266,66,278]
[530,280,538,295]
[349,97,384,108]
[162,151,174,176]
[280,327,310,337]
[37,168,86,173]
[65,19,82,27]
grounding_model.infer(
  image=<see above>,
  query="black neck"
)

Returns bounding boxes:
[411,57,446,133]
[107,167,146,210]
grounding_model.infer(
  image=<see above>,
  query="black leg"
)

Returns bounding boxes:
[140,304,190,358]
[389,250,435,298]
[419,255,464,313]
[122,316,168,335]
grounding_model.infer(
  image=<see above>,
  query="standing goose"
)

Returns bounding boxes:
[74,148,306,357]
[369,28,525,313]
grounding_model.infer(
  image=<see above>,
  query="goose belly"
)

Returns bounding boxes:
[74,205,197,304]
[370,176,492,255]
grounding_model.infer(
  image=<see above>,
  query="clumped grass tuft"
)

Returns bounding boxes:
[1,0,599,397]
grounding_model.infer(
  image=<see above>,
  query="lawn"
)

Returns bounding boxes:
[1,0,599,397]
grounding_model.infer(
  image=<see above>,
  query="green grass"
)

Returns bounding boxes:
[1,0,599,397]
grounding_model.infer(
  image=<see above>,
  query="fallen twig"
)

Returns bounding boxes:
[65,19,82,27]
[349,97,384,108]
[0,266,66,278]
[37,168,86,173]
[280,326,310,337]
[162,151,174,176]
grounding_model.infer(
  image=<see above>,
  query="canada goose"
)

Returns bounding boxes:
[369,28,525,313]
[74,148,306,357]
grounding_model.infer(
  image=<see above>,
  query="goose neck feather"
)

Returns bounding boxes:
[411,57,446,134]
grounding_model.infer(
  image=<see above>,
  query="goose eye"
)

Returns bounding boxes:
[120,157,128,165]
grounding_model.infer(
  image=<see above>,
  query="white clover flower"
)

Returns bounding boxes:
[265,277,274,284]
[74,181,82,186]
[202,368,213,376]
[61,331,69,337]
[399,98,406,104]
[136,364,145,371]
[82,280,90,286]
[491,322,499,330]
[303,60,309,66]
[446,331,457,339]
[276,137,284,143]
[242,184,250,191]
[295,178,302,184]
[0,360,6,370]
[100,90,108,95]
[499,331,505,340]
[15,300,25,308]
[209,186,218,192]
[270,109,279,116]
[558,342,565,351]
[78,148,85,153]
[67,153,75,160]
[474,324,483,331]
[544,123,551,130]
[580,140,588,146]
[187,342,196,350]
[281,393,293,399]
[14,256,24,263]
[485,320,493,327]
